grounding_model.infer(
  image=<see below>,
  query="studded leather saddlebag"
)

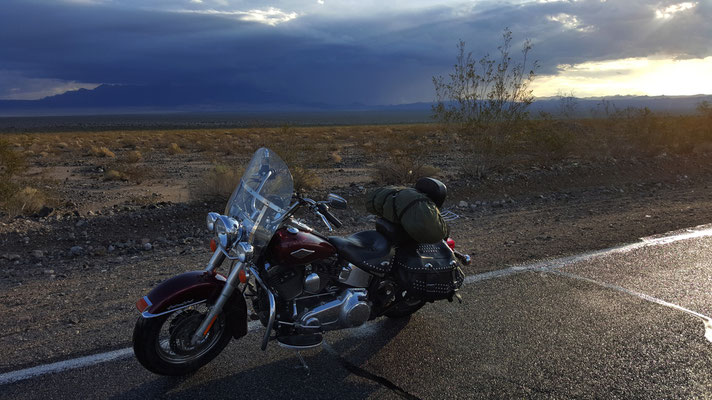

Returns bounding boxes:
[394,241,464,301]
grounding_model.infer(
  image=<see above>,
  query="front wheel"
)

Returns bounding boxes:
[133,304,233,376]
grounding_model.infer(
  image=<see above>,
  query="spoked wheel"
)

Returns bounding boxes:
[133,304,233,376]
[383,291,426,319]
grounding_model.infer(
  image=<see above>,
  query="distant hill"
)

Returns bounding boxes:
[0,83,319,116]
[0,83,710,117]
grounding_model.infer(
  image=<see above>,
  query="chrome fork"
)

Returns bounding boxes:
[190,244,253,346]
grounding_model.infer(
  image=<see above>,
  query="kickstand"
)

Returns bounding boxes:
[294,351,310,374]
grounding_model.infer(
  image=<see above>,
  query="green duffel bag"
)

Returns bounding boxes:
[366,186,448,244]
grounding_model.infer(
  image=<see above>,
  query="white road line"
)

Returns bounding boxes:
[0,348,134,386]
[0,320,262,386]
[549,270,712,343]
[465,224,712,284]
[3,223,712,385]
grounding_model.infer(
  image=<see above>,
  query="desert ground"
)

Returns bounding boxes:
[2,119,712,371]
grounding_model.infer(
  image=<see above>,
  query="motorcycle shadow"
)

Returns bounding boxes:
[112,316,415,400]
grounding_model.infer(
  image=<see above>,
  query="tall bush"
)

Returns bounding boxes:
[432,28,538,133]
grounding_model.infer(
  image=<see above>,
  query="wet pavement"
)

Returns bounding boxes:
[3,226,712,399]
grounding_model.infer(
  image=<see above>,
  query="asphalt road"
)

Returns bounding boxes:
[3,225,712,399]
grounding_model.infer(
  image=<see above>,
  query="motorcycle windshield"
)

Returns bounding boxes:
[224,148,294,250]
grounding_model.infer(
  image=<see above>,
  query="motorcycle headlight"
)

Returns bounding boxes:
[214,215,242,249]
[206,212,221,232]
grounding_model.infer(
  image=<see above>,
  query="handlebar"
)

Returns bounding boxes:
[317,203,343,229]
[294,195,344,231]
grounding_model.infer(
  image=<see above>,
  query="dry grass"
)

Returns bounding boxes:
[90,145,116,158]
[5,187,47,216]
[291,166,322,192]
[0,140,39,215]
[191,164,244,200]
[0,110,709,212]
[124,150,143,163]
[167,142,185,155]
[103,161,148,183]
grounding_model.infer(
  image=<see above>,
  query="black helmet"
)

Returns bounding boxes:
[415,177,447,208]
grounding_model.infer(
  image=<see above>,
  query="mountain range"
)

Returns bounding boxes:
[1,83,710,117]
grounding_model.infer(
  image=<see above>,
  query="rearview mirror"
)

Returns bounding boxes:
[326,193,347,209]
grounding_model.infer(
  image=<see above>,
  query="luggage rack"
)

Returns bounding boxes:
[440,208,459,222]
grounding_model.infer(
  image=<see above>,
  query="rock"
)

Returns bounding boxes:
[6,254,21,261]
[43,269,55,275]
[108,245,116,252]
[142,242,153,251]
[69,246,85,256]
[458,201,469,208]
[36,206,54,218]
[31,250,44,259]
[75,220,87,228]
[140,238,151,245]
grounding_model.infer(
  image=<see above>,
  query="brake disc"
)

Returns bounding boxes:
[168,309,203,355]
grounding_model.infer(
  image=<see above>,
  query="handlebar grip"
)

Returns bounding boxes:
[317,204,343,229]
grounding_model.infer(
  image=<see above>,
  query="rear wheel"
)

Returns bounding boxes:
[133,304,232,376]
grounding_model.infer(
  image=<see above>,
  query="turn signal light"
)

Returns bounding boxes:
[446,238,455,250]
[210,238,217,252]
[136,296,149,313]
[238,269,247,283]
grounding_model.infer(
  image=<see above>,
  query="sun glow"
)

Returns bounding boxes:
[655,2,698,19]
[531,56,712,98]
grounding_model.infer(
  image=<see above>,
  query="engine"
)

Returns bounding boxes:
[295,288,370,331]
[257,258,373,332]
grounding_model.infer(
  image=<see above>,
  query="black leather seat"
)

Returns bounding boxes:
[327,231,394,274]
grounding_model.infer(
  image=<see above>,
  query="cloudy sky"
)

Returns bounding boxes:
[0,0,710,104]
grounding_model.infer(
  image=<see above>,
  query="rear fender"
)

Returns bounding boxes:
[136,270,248,339]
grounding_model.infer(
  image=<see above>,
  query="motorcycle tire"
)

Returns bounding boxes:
[132,306,233,376]
[383,298,426,319]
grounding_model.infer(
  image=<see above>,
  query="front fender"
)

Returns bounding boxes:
[136,270,248,339]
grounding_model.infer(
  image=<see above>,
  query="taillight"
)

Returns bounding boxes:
[446,238,455,250]
[210,238,217,252]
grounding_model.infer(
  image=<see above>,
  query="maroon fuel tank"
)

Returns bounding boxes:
[269,227,336,265]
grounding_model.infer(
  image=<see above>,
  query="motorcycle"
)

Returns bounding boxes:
[132,147,470,376]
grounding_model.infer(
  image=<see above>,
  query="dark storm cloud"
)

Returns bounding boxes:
[0,0,710,103]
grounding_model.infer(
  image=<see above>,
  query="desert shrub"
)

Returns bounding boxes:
[460,162,489,180]
[368,129,442,185]
[330,150,343,163]
[5,186,46,216]
[0,139,25,178]
[432,28,538,134]
[0,140,27,212]
[168,143,185,155]
[264,125,327,192]
[373,153,441,185]
[124,150,143,163]
[90,145,116,158]
[104,169,127,181]
[103,162,148,183]
[291,166,322,192]
[524,114,574,157]
[191,164,244,200]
